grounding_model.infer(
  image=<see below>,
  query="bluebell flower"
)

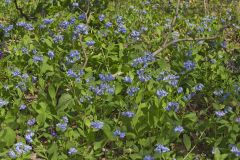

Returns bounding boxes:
[122,111,134,118]
[56,116,68,132]
[66,50,80,63]
[72,3,79,7]
[132,52,155,67]
[117,25,127,34]
[0,50,3,59]
[123,76,133,83]
[47,50,54,59]
[8,150,17,159]
[24,23,34,31]
[99,73,115,82]
[14,142,32,155]
[86,40,95,46]
[141,26,148,32]
[53,35,64,43]
[79,14,86,20]
[22,47,28,54]
[215,111,227,117]
[21,73,29,79]
[213,89,224,96]
[99,14,105,21]
[194,83,204,91]
[126,87,139,96]
[105,22,112,28]
[20,104,27,110]
[154,144,170,153]
[39,24,46,29]
[69,17,76,25]
[231,146,240,157]
[43,18,54,25]
[91,121,104,129]
[27,118,36,126]
[25,130,34,143]
[59,21,69,29]
[130,30,141,40]
[235,117,240,123]
[0,98,9,107]
[174,126,184,133]
[156,89,168,98]
[113,130,125,138]
[116,16,124,25]
[183,60,195,71]
[5,0,11,4]
[177,87,183,93]
[33,55,43,62]
[74,24,88,35]
[144,155,154,160]
[67,69,78,78]
[4,24,13,33]
[165,102,179,112]
[12,70,21,77]
[68,148,78,155]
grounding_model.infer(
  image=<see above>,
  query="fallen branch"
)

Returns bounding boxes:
[153,36,219,56]
[13,0,36,21]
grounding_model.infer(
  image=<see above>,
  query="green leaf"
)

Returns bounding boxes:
[0,127,16,146]
[57,93,75,114]
[183,134,191,151]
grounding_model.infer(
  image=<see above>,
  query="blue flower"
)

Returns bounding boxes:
[12,70,21,77]
[177,87,183,93]
[215,111,227,117]
[122,111,134,118]
[27,118,36,126]
[165,102,179,112]
[113,130,125,138]
[13,142,32,156]
[33,55,43,62]
[126,87,139,96]
[25,130,34,143]
[43,18,54,25]
[174,126,184,133]
[99,14,105,21]
[105,22,112,28]
[59,21,69,29]
[68,148,78,155]
[47,50,55,59]
[231,146,240,157]
[154,144,170,153]
[130,30,141,40]
[0,98,8,107]
[144,155,154,160]
[194,83,204,91]
[79,14,86,20]
[156,89,168,98]
[72,3,79,7]
[56,116,68,132]
[74,24,88,35]
[66,50,80,63]
[91,121,104,129]
[123,76,133,83]
[183,60,195,71]
[117,25,127,34]
[53,35,64,43]
[8,150,17,159]
[67,69,78,78]
[20,104,27,110]
[86,40,95,46]
[99,73,115,82]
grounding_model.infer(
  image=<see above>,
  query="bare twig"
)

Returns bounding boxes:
[153,36,219,56]
[79,35,88,68]
[162,0,181,47]
[13,0,36,20]
[183,129,207,160]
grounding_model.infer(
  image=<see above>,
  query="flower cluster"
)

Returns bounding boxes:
[8,142,32,159]
[113,130,126,138]
[56,116,68,132]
